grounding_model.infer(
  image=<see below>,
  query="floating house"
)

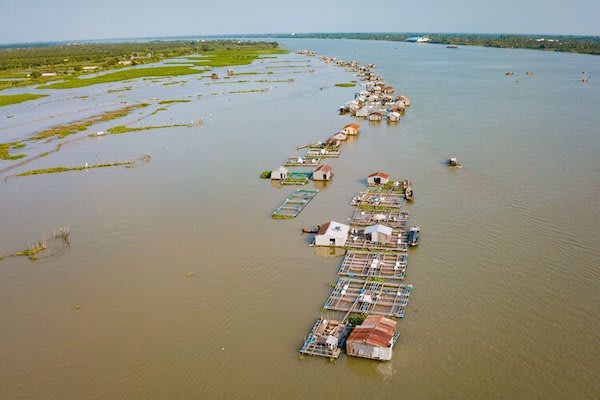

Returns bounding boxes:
[299,318,346,358]
[211,72,219,79]
[342,123,361,136]
[364,224,393,243]
[313,164,333,181]
[355,108,369,118]
[368,111,383,121]
[331,132,348,141]
[315,221,350,247]
[271,166,288,180]
[368,172,389,185]
[388,112,401,122]
[227,69,234,76]
[346,315,398,361]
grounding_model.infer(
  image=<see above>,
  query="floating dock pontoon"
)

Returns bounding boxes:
[323,278,413,318]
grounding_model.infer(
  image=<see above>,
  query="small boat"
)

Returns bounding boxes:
[446,45,458,49]
[404,181,414,201]
[302,226,320,234]
[449,157,459,167]
[408,226,420,246]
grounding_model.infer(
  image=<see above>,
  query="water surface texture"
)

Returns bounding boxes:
[1,39,599,399]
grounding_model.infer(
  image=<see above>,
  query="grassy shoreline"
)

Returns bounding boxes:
[0,93,47,106]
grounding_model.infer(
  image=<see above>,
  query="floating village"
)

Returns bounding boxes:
[262,51,422,362]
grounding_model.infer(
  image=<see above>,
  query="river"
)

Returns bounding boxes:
[0,38,599,399]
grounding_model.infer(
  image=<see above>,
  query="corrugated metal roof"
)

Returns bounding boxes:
[364,224,393,236]
[315,164,332,174]
[347,315,396,348]
[368,171,389,178]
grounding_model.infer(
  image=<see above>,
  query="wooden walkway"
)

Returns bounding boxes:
[345,227,409,252]
[305,148,340,158]
[323,278,413,318]
[272,189,318,219]
[299,318,349,359]
[351,191,405,209]
[284,156,321,167]
[338,251,408,280]
[350,209,409,228]
[281,171,313,185]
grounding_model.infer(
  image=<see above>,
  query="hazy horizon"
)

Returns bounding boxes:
[1,0,598,44]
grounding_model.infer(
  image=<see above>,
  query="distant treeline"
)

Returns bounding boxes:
[0,40,281,71]
[261,32,600,56]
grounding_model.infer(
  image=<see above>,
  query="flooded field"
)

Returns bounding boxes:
[1,39,599,399]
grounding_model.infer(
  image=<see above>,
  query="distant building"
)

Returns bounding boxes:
[388,112,401,122]
[405,36,431,43]
[346,315,398,361]
[355,108,369,118]
[364,224,393,243]
[118,60,132,65]
[342,123,360,136]
[368,111,383,121]
[367,172,389,185]
[315,221,350,247]
[40,72,57,77]
[313,164,332,181]
[271,166,288,180]
[82,66,99,71]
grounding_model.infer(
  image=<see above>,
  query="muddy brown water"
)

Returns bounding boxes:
[1,39,599,399]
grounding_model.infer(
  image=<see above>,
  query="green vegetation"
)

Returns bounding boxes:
[158,99,191,105]
[107,86,132,93]
[14,160,135,177]
[233,71,275,76]
[334,83,356,88]
[347,313,369,326]
[0,93,47,106]
[107,123,187,134]
[185,46,287,67]
[0,142,26,160]
[0,41,287,91]
[263,32,600,56]
[28,103,148,141]
[228,88,268,94]
[13,240,47,260]
[260,170,271,179]
[162,80,186,86]
[38,66,206,89]
[271,214,294,220]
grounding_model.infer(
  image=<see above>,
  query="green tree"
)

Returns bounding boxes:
[29,71,41,79]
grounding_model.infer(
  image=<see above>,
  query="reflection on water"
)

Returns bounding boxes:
[0,39,599,399]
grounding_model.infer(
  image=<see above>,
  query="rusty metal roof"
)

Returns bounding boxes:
[347,315,396,348]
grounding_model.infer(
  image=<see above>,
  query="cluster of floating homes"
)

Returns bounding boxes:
[299,172,420,362]
[270,122,361,219]
[266,52,419,362]
[319,56,411,123]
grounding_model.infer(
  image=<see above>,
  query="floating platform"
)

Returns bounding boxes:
[350,209,409,228]
[272,188,318,219]
[351,191,405,209]
[338,251,408,280]
[345,227,409,252]
[281,171,313,185]
[305,148,340,158]
[323,278,413,318]
[284,157,321,167]
[299,318,349,359]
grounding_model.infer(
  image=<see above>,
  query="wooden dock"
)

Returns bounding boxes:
[299,318,349,359]
[284,156,321,167]
[345,227,409,252]
[350,209,409,228]
[351,191,405,209]
[272,188,318,219]
[338,251,408,280]
[281,171,313,185]
[305,148,340,158]
[323,278,413,318]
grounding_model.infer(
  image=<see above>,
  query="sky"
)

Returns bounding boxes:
[0,0,597,44]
